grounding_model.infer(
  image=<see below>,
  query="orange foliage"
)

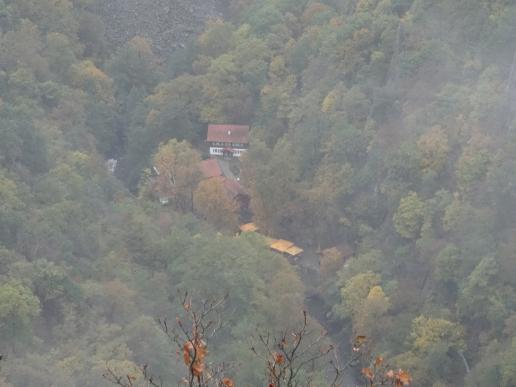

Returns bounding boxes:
[357,335,412,386]
[273,352,285,365]
[302,3,331,23]
[362,367,374,380]
[183,339,208,377]
[222,378,235,387]
[393,370,412,386]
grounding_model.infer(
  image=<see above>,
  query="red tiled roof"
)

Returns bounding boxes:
[207,125,250,144]
[200,159,223,179]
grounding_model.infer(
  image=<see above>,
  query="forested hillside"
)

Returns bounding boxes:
[1,0,516,386]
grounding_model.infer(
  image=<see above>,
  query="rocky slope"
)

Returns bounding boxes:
[97,0,223,55]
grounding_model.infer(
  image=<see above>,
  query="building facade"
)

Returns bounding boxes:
[206,124,250,158]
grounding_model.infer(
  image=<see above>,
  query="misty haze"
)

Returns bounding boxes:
[0,0,515,386]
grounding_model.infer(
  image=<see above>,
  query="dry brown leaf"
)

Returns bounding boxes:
[362,367,374,380]
[398,370,412,385]
[274,352,285,365]
[356,335,367,344]
[222,378,234,387]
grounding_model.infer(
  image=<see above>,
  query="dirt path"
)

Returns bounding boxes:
[218,159,237,180]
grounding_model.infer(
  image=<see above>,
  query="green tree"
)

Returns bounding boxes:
[0,281,40,351]
[0,171,24,247]
[240,139,300,236]
[501,338,516,386]
[334,271,381,321]
[456,133,491,193]
[0,19,48,76]
[395,316,466,385]
[0,103,49,174]
[107,36,162,95]
[197,19,235,58]
[200,53,255,124]
[457,257,510,328]
[44,32,77,79]
[393,192,426,239]
[26,259,81,326]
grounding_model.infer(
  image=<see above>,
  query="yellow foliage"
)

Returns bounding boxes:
[329,16,344,28]
[302,3,331,23]
[321,89,338,113]
[152,139,202,211]
[127,36,154,58]
[367,285,387,301]
[71,60,114,104]
[417,126,449,174]
[411,316,465,353]
[340,272,381,318]
[193,177,239,231]
[269,56,287,79]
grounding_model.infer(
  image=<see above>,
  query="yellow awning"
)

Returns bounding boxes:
[286,246,304,257]
[239,223,259,232]
[269,239,295,253]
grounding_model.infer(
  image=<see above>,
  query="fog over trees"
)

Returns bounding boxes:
[1,0,516,386]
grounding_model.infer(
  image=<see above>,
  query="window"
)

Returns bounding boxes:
[210,147,223,156]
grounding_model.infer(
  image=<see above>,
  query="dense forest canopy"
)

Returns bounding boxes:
[1,0,516,385]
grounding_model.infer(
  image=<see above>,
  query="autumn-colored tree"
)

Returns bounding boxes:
[354,286,391,341]
[410,316,465,354]
[193,177,239,231]
[360,351,412,387]
[393,316,464,385]
[335,272,381,321]
[417,126,450,175]
[104,293,411,387]
[251,310,341,387]
[105,292,233,387]
[151,139,202,212]
[1,0,516,386]
[71,60,114,104]
[334,272,392,342]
